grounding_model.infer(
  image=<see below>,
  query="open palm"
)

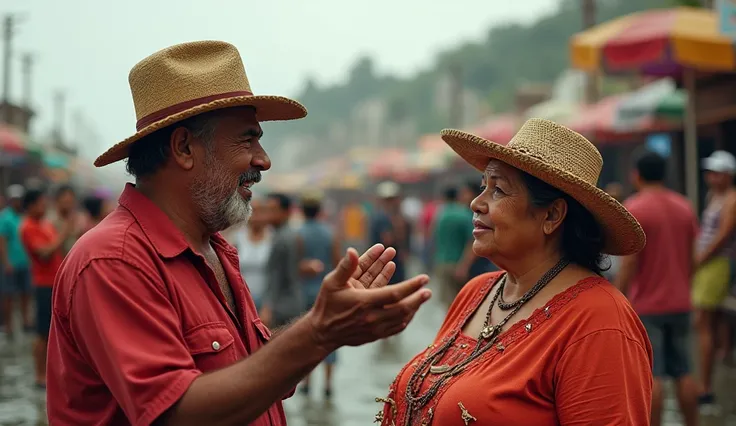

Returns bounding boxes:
[349,244,397,290]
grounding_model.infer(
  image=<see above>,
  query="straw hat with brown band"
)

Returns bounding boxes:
[440,118,646,256]
[94,40,307,167]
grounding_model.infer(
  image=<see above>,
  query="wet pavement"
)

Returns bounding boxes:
[0,271,733,424]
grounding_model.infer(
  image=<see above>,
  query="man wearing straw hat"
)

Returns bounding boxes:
[46,41,431,426]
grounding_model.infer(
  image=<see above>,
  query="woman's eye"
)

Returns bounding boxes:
[493,186,505,195]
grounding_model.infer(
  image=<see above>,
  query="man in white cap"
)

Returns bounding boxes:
[46,41,431,426]
[0,184,33,335]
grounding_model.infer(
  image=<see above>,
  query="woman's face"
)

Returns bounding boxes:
[471,160,564,266]
[704,170,733,190]
[248,199,268,228]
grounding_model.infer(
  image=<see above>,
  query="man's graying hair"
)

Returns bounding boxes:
[125,111,220,179]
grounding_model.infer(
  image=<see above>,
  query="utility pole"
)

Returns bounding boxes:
[53,90,66,146]
[2,15,16,124]
[21,52,33,110]
[581,0,599,103]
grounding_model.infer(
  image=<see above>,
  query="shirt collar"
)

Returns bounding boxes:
[118,183,191,258]
[118,183,240,261]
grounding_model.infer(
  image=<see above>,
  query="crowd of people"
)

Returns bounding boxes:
[0,183,112,388]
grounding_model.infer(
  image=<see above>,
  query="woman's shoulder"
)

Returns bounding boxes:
[556,277,648,345]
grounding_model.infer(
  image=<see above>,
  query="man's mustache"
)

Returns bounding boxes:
[238,170,262,186]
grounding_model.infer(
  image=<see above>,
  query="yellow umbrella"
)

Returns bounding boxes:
[571,7,735,74]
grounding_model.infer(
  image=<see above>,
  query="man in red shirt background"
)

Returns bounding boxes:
[615,150,699,426]
[19,187,74,388]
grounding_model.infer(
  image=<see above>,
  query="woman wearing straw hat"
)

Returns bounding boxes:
[376,119,652,425]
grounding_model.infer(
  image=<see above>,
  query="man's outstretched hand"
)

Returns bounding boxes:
[307,248,431,351]
[350,244,397,289]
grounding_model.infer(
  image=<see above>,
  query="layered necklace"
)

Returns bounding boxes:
[401,258,569,425]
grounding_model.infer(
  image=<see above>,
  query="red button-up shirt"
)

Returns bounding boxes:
[47,183,289,426]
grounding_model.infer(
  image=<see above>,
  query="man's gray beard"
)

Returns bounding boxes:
[190,154,252,233]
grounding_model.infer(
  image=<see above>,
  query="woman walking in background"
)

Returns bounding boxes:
[233,196,272,311]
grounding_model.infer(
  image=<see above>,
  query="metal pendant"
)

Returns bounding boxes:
[429,364,451,375]
[458,402,477,425]
[480,325,498,340]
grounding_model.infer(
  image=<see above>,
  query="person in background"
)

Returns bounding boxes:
[602,182,625,282]
[615,151,699,426]
[233,196,272,311]
[432,186,473,307]
[341,198,367,252]
[260,193,303,329]
[419,193,439,272]
[80,195,109,235]
[692,150,736,408]
[20,187,71,388]
[0,185,33,336]
[48,184,82,257]
[298,192,342,399]
[371,181,410,284]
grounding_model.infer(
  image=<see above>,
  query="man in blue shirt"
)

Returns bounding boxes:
[0,184,33,335]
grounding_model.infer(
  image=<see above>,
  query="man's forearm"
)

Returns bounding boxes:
[162,313,329,426]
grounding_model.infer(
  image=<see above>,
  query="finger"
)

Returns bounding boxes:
[367,261,396,290]
[361,275,430,306]
[326,248,360,287]
[357,248,396,288]
[351,244,386,279]
[377,286,432,320]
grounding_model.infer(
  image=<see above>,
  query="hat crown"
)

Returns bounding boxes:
[507,118,603,186]
[128,40,252,121]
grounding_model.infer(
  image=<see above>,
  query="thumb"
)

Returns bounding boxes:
[325,248,359,288]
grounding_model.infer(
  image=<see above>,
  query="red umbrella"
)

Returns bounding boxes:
[0,125,26,153]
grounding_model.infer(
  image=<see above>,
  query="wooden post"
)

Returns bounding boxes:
[683,69,699,210]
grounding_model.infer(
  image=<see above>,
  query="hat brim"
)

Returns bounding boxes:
[440,129,645,256]
[94,95,307,167]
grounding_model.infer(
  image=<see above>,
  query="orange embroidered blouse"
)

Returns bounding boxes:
[379,272,653,426]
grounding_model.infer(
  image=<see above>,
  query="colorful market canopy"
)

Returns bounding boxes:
[0,125,26,153]
[566,95,628,141]
[571,7,736,76]
[614,78,684,132]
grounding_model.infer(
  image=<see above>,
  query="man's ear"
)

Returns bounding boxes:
[169,126,195,171]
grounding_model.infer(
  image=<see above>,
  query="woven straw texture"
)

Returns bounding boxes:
[440,118,645,256]
[95,40,307,167]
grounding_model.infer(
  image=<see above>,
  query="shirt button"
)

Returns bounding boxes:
[212,341,221,351]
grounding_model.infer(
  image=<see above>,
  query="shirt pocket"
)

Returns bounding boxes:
[184,322,237,373]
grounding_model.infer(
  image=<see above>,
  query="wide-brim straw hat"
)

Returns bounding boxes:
[94,40,307,167]
[441,118,645,256]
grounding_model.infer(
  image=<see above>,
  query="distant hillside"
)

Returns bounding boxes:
[267,0,681,164]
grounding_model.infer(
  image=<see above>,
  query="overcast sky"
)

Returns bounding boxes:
[6,0,558,179]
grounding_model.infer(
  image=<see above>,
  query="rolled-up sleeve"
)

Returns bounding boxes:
[69,258,202,426]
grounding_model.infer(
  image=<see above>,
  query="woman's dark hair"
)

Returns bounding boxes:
[82,196,104,219]
[519,171,608,275]
[22,187,46,211]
